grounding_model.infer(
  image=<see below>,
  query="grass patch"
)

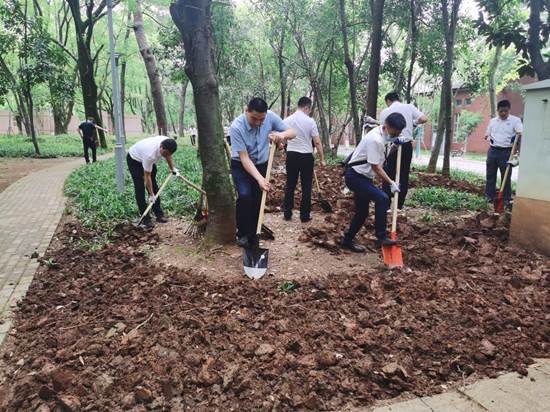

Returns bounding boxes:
[407,187,488,211]
[64,146,203,230]
[325,154,346,166]
[412,164,485,185]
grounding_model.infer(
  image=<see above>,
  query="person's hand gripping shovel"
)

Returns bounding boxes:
[243,143,276,280]
[494,136,519,213]
[137,173,173,226]
[382,145,404,268]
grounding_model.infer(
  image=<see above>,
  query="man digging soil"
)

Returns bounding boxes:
[341,112,406,252]
[230,97,296,248]
[127,136,178,229]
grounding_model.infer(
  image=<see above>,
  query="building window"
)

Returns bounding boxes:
[465,97,472,105]
[455,99,462,106]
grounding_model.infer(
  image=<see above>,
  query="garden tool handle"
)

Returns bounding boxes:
[256,144,276,235]
[313,169,322,193]
[139,173,172,224]
[498,137,519,193]
[178,174,206,195]
[391,145,402,234]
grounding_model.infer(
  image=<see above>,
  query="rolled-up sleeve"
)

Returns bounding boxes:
[514,118,523,134]
[230,126,246,157]
[142,157,154,173]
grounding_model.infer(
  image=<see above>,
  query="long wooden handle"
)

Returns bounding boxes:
[139,172,172,223]
[313,169,321,193]
[178,174,206,195]
[498,137,519,192]
[256,144,276,235]
[391,145,402,233]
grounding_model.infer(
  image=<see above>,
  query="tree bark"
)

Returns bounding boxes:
[365,0,385,124]
[67,0,107,148]
[527,0,550,80]
[133,1,169,135]
[405,0,418,102]
[338,0,361,146]
[170,0,236,245]
[120,12,132,138]
[427,90,446,172]
[178,79,189,138]
[487,44,502,117]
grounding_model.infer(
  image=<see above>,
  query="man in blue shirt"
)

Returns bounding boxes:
[230,97,296,248]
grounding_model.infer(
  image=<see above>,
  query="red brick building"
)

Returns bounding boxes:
[423,76,536,153]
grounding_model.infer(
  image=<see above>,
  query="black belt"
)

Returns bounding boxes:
[490,146,512,150]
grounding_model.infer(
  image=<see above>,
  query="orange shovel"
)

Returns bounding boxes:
[494,137,519,213]
[382,144,403,268]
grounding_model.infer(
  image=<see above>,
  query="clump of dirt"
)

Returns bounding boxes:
[0,214,549,411]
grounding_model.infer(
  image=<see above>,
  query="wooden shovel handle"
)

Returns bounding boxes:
[256,144,276,235]
[139,172,172,223]
[498,136,519,193]
[313,169,322,193]
[178,174,206,195]
[391,145,402,233]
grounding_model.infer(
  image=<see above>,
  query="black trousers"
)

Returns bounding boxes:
[126,154,163,218]
[485,146,513,201]
[231,160,267,239]
[83,138,97,163]
[190,135,196,146]
[383,141,413,209]
[284,151,314,220]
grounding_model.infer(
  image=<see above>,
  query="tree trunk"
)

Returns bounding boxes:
[365,0,385,123]
[338,0,361,146]
[441,0,460,177]
[120,12,132,138]
[133,1,169,135]
[527,0,550,80]
[405,0,418,102]
[67,0,107,148]
[488,44,502,117]
[427,91,446,173]
[170,0,236,245]
[178,79,189,137]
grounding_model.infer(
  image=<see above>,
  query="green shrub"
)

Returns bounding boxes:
[64,147,203,229]
[407,187,487,211]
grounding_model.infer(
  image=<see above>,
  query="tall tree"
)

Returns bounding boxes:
[170,0,236,244]
[133,0,169,135]
[365,0,385,121]
[525,0,550,79]
[487,45,502,117]
[66,0,110,148]
[338,0,361,145]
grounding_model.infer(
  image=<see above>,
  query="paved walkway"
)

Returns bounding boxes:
[0,157,91,346]
[372,359,550,412]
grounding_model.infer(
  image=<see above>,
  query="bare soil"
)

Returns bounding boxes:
[0,157,78,193]
[0,164,548,411]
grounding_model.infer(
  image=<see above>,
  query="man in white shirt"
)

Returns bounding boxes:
[341,113,406,252]
[485,99,523,204]
[127,136,178,229]
[190,126,197,146]
[283,97,325,222]
[380,92,428,209]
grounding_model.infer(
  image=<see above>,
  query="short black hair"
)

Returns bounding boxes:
[297,96,312,108]
[385,92,400,102]
[87,116,95,121]
[247,97,268,113]
[497,99,511,109]
[161,138,177,154]
[385,112,406,131]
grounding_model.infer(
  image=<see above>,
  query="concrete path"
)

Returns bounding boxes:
[372,359,550,412]
[0,157,92,346]
[337,146,519,182]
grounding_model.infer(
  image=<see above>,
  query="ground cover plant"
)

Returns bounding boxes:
[407,187,488,211]
[64,146,202,230]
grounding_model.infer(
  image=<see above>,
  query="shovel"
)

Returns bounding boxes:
[494,137,519,213]
[382,144,403,268]
[313,169,333,213]
[137,173,173,226]
[244,144,276,280]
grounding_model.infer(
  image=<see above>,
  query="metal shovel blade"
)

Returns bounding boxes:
[261,224,275,240]
[494,191,505,213]
[243,247,269,279]
[382,232,403,268]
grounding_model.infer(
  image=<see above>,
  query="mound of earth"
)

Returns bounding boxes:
[0,216,548,411]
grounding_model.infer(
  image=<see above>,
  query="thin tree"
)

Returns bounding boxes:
[133,0,169,135]
[170,0,236,244]
[365,0,385,122]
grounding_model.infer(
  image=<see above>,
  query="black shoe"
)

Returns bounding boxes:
[283,213,292,221]
[156,215,168,223]
[140,218,154,230]
[340,238,366,253]
[236,236,249,248]
[376,237,398,247]
[300,216,312,223]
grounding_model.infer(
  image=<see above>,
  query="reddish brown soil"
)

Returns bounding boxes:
[409,169,484,195]
[0,207,549,410]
